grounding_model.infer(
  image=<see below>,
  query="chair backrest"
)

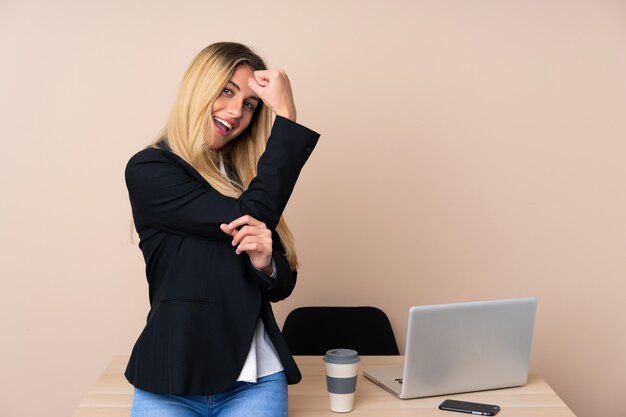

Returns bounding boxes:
[281,306,400,355]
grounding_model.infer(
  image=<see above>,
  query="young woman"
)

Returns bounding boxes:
[124,42,319,417]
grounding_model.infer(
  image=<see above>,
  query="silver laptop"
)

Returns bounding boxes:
[363,297,537,399]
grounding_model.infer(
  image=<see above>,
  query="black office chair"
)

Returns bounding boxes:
[281,306,400,355]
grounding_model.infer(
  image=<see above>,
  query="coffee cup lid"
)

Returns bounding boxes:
[323,348,360,364]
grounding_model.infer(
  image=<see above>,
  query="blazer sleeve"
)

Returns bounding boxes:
[125,116,319,239]
[246,232,298,302]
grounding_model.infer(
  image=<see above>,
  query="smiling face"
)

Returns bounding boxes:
[208,64,260,150]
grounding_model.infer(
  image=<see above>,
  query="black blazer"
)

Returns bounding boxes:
[124,116,319,395]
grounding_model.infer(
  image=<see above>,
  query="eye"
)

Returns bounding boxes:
[244,101,256,111]
[222,87,233,96]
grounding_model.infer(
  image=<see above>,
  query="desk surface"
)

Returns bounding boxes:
[73,355,576,417]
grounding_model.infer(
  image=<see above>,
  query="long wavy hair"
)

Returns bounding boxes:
[153,42,298,269]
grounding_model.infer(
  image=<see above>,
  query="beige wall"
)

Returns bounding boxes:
[1,1,625,416]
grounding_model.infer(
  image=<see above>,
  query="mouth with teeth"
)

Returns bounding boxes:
[214,116,234,136]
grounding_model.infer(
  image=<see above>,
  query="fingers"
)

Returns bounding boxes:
[249,70,289,93]
[247,76,268,98]
[219,215,273,271]
[247,69,296,121]
[220,223,236,237]
[234,235,271,255]
[231,225,271,247]
[225,215,263,231]
[252,70,272,86]
[219,215,271,246]
[247,77,264,97]
[251,69,282,84]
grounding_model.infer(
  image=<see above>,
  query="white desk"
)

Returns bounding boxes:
[73,355,577,416]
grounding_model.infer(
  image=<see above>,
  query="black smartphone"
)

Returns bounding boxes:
[439,399,500,416]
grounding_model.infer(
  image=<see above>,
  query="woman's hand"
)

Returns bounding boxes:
[248,69,297,122]
[220,215,274,275]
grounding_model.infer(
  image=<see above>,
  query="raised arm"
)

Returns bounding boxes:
[125,116,319,239]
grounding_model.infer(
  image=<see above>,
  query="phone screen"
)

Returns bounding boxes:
[439,399,501,416]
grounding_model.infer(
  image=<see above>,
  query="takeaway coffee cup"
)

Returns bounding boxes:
[323,349,361,413]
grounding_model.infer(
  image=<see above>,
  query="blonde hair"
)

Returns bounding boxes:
[153,42,298,269]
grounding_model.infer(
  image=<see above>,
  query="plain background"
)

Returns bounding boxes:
[1,1,625,416]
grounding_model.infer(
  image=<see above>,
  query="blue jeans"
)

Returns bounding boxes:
[130,371,288,417]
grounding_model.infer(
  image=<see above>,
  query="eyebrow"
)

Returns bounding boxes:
[227,80,260,101]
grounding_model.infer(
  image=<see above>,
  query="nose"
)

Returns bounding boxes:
[226,99,243,118]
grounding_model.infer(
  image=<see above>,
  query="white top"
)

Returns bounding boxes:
[237,316,284,382]
[218,155,284,382]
